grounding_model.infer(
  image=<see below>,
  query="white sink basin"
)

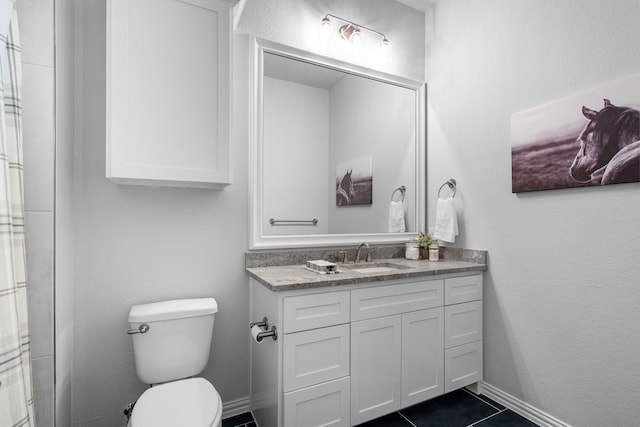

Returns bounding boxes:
[343,262,411,274]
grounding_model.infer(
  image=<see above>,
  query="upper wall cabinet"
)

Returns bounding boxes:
[106,0,231,188]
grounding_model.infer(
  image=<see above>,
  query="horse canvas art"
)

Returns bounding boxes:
[511,74,640,192]
[335,157,373,206]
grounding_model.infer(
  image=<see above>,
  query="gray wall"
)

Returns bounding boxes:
[426,1,640,426]
[54,0,76,425]
[68,1,424,425]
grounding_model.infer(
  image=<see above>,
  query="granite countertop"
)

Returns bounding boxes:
[246,257,487,292]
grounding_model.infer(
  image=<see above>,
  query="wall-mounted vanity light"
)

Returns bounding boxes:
[321,14,390,52]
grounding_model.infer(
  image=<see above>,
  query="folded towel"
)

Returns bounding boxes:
[388,201,406,232]
[433,197,458,243]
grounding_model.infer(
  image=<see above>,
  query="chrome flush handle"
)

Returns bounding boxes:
[127,324,150,335]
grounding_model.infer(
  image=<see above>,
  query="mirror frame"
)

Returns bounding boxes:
[249,37,426,249]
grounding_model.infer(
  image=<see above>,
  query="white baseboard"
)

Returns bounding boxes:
[481,382,572,427]
[222,396,251,420]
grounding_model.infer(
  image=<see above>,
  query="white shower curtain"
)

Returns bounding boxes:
[0,4,35,426]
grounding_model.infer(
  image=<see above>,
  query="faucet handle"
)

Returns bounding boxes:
[338,251,347,264]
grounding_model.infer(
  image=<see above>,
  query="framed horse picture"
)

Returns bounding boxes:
[336,157,373,206]
[511,74,640,192]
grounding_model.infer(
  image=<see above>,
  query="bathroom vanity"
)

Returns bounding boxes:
[247,251,486,427]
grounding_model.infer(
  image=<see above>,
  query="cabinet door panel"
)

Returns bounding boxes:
[351,316,401,425]
[444,340,483,393]
[284,377,350,427]
[444,300,482,348]
[401,308,444,407]
[283,324,350,392]
[106,0,231,188]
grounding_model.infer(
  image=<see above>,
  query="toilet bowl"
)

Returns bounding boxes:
[128,378,222,427]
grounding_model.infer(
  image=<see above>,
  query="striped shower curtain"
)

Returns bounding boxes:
[0,3,35,427]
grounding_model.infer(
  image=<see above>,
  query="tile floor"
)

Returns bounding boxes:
[222,388,540,427]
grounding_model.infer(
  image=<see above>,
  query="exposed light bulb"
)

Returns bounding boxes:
[320,16,331,36]
[351,27,362,45]
[340,24,361,43]
[379,38,391,56]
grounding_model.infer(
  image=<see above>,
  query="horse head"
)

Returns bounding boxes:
[570,99,640,183]
[336,169,356,205]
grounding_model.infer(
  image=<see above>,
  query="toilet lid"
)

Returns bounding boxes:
[130,378,221,427]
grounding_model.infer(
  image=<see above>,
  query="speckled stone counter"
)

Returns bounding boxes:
[246,245,488,291]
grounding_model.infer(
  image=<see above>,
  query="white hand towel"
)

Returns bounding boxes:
[433,197,458,243]
[388,201,405,232]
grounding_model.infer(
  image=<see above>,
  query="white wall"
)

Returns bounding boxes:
[235,0,425,81]
[426,1,640,425]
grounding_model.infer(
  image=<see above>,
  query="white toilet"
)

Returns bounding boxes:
[127,298,222,427]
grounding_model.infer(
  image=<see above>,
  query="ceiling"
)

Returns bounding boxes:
[394,0,438,12]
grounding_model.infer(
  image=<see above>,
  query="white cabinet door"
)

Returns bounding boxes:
[284,377,350,427]
[283,324,350,392]
[106,0,231,188]
[401,308,444,407]
[351,315,401,425]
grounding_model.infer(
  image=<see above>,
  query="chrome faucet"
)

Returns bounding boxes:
[355,243,371,263]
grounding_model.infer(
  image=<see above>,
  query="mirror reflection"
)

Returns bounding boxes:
[251,39,425,249]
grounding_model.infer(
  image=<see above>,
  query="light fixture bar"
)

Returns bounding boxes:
[322,14,390,45]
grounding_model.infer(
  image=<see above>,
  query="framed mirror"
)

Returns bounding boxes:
[249,37,425,249]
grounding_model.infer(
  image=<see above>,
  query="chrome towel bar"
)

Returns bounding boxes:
[270,218,318,226]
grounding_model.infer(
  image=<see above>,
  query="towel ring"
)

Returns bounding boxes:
[391,186,406,202]
[438,179,456,199]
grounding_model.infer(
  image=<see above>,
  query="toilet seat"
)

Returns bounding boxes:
[130,377,222,427]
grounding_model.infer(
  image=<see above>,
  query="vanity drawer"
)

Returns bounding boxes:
[283,291,350,333]
[444,274,482,305]
[444,340,483,393]
[283,324,350,392]
[351,280,443,321]
[444,300,482,349]
[284,376,350,427]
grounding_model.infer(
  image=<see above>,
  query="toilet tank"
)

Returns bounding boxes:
[128,298,218,384]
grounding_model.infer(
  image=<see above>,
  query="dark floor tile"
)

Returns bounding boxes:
[474,409,539,426]
[473,393,506,411]
[400,389,500,427]
[355,411,414,427]
[222,412,255,427]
